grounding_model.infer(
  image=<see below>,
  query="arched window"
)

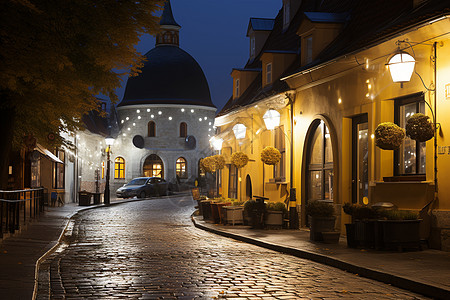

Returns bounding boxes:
[176,157,187,178]
[148,121,155,137]
[114,157,125,179]
[306,120,334,202]
[143,154,164,178]
[180,122,187,137]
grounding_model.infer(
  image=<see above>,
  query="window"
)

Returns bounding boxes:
[235,79,240,98]
[228,164,238,199]
[143,154,164,178]
[176,157,187,178]
[52,149,65,189]
[394,94,426,175]
[274,125,286,180]
[307,120,334,202]
[305,35,313,64]
[148,121,155,137]
[266,63,272,84]
[114,157,125,179]
[250,37,255,56]
[180,122,187,137]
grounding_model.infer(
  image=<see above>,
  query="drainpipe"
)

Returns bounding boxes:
[287,93,299,229]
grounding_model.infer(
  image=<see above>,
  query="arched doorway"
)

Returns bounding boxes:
[303,118,337,226]
[143,154,164,178]
[245,174,252,200]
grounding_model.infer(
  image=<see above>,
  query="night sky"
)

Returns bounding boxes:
[114,0,282,112]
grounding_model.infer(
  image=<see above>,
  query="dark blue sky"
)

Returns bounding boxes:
[115,0,282,112]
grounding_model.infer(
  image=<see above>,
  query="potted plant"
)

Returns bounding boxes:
[343,203,380,248]
[265,202,287,228]
[223,199,244,225]
[377,210,421,251]
[374,122,405,150]
[244,199,266,229]
[306,200,336,242]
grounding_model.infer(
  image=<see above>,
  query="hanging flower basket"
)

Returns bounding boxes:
[375,122,405,150]
[406,113,434,142]
[261,146,281,165]
[231,151,249,168]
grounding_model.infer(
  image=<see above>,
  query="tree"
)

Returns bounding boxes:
[0,0,163,188]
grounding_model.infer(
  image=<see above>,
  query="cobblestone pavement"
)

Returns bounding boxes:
[36,196,428,299]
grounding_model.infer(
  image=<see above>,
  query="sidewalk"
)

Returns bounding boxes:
[192,215,450,300]
[0,197,141,300]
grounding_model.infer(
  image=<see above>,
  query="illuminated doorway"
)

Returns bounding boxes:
[143,154,164,178]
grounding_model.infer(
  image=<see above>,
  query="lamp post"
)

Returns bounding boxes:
[263,107,298,229]
[210,136,223,197]
[104,136,114,205]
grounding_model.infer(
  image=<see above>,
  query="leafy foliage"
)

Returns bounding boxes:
[260,146,281,165]
[306,201,334,217]
[231,151,249,168]
[374,122,405,150]
[380,210,419,220]
[266,201,287,213]
[0,0,163,148]
[406,113,434,142]
[200,155,225,173]
[343,203,380,220]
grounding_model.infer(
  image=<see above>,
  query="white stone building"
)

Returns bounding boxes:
[109,0,216,194]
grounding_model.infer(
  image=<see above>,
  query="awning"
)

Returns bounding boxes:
[35,144,64,164]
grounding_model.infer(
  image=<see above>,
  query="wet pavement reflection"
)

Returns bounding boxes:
[36,195,428,299]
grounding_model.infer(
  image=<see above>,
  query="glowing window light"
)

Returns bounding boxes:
[136,109,140,113]
[158,111,162,115]
[191,109,194,113]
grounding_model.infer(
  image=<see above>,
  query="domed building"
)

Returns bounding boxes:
[110,0,216,193]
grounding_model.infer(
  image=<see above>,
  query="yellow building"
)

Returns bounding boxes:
[215,0,450,250]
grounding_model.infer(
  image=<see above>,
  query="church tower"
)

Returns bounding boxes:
[156,0,180,47]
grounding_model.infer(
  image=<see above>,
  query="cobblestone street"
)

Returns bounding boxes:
[36,195,428,299]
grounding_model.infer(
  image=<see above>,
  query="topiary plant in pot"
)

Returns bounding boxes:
[306,201,336,241]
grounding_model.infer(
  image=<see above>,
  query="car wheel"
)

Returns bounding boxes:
[139,191,146,198]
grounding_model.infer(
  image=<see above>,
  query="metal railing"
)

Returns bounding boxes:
[0,188,44,238]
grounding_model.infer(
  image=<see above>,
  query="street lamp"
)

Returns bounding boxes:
[263,106,298,229]
[232,123,247,139]
[104,136,114,205]
[210,136,223,151]
[387,41,440,194]
[386,50,416,83]
[263,109,280,130]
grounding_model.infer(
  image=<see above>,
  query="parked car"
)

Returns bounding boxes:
[116,177,170,198]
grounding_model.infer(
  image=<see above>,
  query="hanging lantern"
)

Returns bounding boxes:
[232,123,247,139]
[209,136,223,151]
[387,51,416,83]
[263,109,280,130]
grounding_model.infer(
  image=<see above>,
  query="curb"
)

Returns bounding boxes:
[192,215,450,300]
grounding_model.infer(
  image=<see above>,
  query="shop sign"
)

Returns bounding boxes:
[438,146,450,155]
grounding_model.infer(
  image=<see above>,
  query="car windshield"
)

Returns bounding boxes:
[126,178,147,186]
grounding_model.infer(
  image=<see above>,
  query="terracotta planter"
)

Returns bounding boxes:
[309,216,336,241]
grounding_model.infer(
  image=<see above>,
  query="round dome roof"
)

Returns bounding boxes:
[119,45,215,108]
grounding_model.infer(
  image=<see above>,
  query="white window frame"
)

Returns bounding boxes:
[266,63,272,85]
